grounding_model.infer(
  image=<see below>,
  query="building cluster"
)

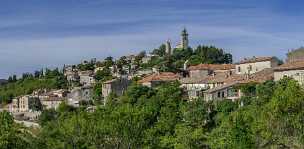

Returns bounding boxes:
[7,89,68,121]
[3,28,304,123]
[136,50,304,102]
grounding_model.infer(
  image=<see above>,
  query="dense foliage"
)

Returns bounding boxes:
[0,68,67,104]
[1,78,304,148]
[146,45,233,72]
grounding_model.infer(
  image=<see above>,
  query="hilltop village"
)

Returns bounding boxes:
[1,28,304,124]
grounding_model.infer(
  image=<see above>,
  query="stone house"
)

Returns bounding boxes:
[10,95,41,113]
[138,72,180,88]
[64,65,80,82]
[79,70,95,86]
[40,96,64,110]
[10,98,20,113]
[286,47,304,63]
[274,61,304,85]
[203,68,275,101]
[235,56,279,75]
[204,82,242,101]
[38,89,68,110]
[188,64,235,78]
[102,77,131,101]
[181,70,243,99]
[65,71,80,82]
[180,77,209,99]
[67,86,93,107]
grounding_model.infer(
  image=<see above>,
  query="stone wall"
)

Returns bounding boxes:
[274,70,304,85]
[236,60,278,75]
[189,70,210,78]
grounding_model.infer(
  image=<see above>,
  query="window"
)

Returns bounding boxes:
[228,88,238,97]
[238,66,241,72]
[217,92,221,98]
[221,92,225,98]
[248,65,252,71]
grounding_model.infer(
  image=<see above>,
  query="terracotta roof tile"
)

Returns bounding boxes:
[188,64,235,71]
[274,61,304,71]
[139,72,180,83]
[204,82,239,93]
[237,56,273,64]
[241,68,274,83]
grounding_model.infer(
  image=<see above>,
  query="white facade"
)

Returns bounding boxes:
[79,75,95,86]
[274,70,304,85]
[236,60,278,75]
[41,100,63,110]
[204,84,242,101]
[181,83,209,99]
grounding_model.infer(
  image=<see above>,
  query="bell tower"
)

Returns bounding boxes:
[181,28,189,49]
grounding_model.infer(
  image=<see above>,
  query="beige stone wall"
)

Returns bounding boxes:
[204,87,241,101]
[19,96,29,112]
[189,70,209,78]
[102,84,112,98]
[274,70,304,85]
[236,60,277,74]
[41,100,62,110]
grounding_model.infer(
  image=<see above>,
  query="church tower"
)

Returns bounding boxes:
[181,28,189,49]
[165,39,172,56]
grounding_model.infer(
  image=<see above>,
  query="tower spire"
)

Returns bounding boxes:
[165,39,172,56]
[181,27,189,49]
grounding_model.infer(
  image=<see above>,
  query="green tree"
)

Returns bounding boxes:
[0,112,33,149]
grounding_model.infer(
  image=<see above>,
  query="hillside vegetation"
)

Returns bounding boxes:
[1,78,304,148]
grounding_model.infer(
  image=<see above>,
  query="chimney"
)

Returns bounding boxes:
[183,60,189,70]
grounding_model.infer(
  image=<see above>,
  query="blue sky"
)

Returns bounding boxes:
[1,0,304,78]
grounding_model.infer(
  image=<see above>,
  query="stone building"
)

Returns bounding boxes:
[78,70,95,86]
[67,86,93,107]
[139,72,180,88]
[182,69,242,99]
[274,61,304,85]
[203,68,274,101]
[188,64,235,78]
[10,98,20,113]
[10,95,41,113]
[204,82,242,101]
[286,47,304,63]
[180,77,209,99]
[38,89,68,110]
[235,56,279,75]
[40,96,65,110]
[176,28,189,49]
[102,77,131,101]
[64,65,80,82]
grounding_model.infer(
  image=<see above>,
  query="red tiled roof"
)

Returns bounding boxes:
[204,69,274,93]
[274,61,304,71]
[188,64,235,71]
[241,68,274,83]
[204,68,274,84]
[237,56,273,64]
[139,72,180,83]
